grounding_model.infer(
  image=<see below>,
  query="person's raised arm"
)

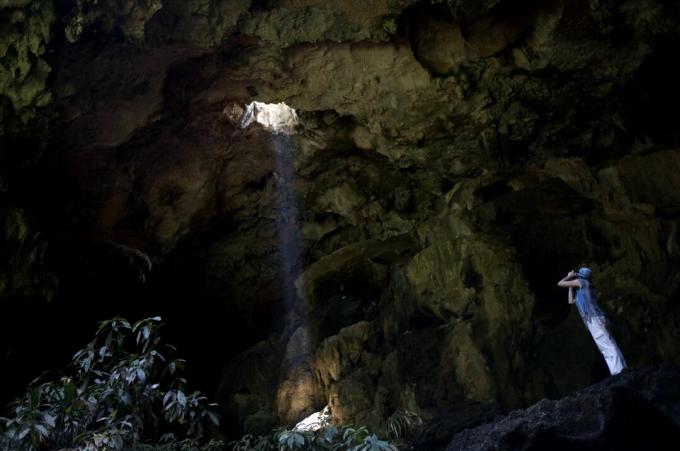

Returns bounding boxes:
[558,270,581,288]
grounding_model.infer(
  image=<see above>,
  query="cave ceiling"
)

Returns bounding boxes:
[11,0,672,253]
[1,0,680,434]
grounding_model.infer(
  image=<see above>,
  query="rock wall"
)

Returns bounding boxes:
[446,365,680,451]
[1,0,679,439]
[239,148,680,432]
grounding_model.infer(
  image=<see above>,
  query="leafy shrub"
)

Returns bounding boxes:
[386,410,423,441]
[230,424,397,451]
[0,316,222,450]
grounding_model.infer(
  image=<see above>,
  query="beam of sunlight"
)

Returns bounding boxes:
[271,132,303,312]
[230,101,317,422]
[229,100,304,311]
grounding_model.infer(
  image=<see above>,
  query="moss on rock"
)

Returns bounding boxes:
[64,0,163,43]
[0,0,53,117]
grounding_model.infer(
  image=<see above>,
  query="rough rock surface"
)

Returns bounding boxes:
[1,0,680,439]
[0,206,54,301]
[0,1,53,115]
[409,401,503,450]
[446,365,680,451]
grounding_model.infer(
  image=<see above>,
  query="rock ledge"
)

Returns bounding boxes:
[446,365,680,451]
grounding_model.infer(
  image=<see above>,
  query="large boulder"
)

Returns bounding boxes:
[446,365,680,451]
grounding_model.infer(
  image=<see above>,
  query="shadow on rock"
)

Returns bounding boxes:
[445,365,680,451]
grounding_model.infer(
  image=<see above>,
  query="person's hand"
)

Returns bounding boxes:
[567,270,575,278]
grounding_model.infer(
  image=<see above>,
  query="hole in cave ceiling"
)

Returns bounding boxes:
[225,101,300,135]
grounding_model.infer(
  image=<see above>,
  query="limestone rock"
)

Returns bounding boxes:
[313,321,376,387]
[0,207,55,301]
[217,341,280,431]
[309,321,383,426]
[241,0,399,46]
[1,0,680,440]
[277,361,323,425]
[410,401,503,451]
[446,365,680,451]
[295,234,415,314]
[328,368,376,426]
[148,0,252,47]
[0,0,53,115]
[618,149,680,218]
[404,2,528,74]
[63,0,163,43]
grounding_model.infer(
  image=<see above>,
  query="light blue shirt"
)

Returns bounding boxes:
[575,278,606,321]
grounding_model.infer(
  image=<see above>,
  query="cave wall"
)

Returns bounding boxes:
[1,0,680,437]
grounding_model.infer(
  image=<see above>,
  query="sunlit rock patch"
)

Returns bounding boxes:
[228,101,301,135]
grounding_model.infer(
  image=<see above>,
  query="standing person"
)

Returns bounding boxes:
[557,267,627,375]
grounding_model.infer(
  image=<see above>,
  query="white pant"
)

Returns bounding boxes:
[585,316,627,375]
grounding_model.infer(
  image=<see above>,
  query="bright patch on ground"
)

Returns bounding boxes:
[240,101,299,134]
[294,406,331,431]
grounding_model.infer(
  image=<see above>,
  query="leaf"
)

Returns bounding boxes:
[207,411,219,426]
[163,391,174,407]
[2,315,225,451]
[63,379,76,403]
[133,320,142,332]
[42,414,56,428]
[36,424,49,439]
[97,320,112,334]
[177,391,187,407]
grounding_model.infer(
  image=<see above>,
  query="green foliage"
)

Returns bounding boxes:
[352,433,396,451]
[230,431,278,451]
[386,410,423,441]
[0,316,222,451]
[230,424,397,451]
[381,18,398,35]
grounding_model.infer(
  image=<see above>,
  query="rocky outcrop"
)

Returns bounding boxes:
[62,0,162,43]
[0,1,53,113]
[0,206,54,301]
[219,146,680,433]
[40,0,680,253]
[410,401,503,451]
[446,365,680,451]
[1,0,680,441]
[240,0,405,46]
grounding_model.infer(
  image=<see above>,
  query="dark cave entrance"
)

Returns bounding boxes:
[0,227,288,434]
[0,101,309,432]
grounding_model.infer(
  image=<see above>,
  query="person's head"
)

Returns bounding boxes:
[576,267,592,279]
